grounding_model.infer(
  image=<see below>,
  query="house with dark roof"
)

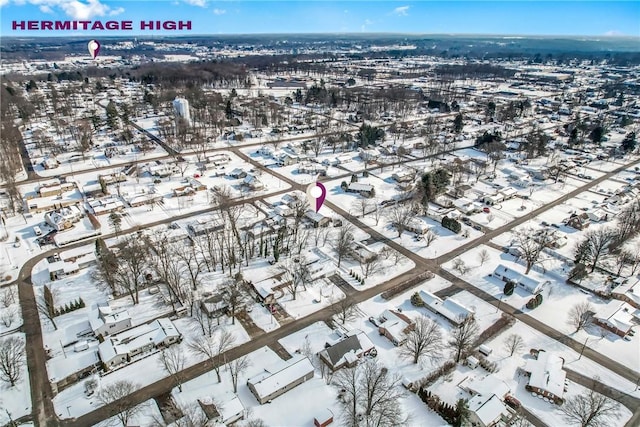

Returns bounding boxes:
[318,330,375,371]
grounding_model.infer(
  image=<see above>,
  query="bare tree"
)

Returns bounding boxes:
[560,386,621,427]
[333,360,406,427]
[159,346,187,392]
[330,297,359,325]
[95,380,141,427]
[191,301,217,337]
[385,205,413,237]
[36,287,58,330]
[0,287,16,307]
[449,316,479,363]
[424,229,438,247]
[332,223,355,268]
[276,255,312,300]
[452,258,468,275]
[150,401,209,427]
[0,336,25,386]
[567,302,594,333]
[352,197,374,218]
[503,333,524,356]
[575,228,617,273]
[0,306,17,327]
[221,274,249,325]
[515,228,547,274]
[188,329,236,383]
[227,355,251,393]
[113,237,149,304]
[399,316,443,364]
[477,249,490,266]
[359,254,383,279]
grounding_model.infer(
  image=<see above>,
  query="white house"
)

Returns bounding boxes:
[98,318,181,370]
[492,264,548,294]
[247,356,315,404]
[467,394,512,427]
[89,306,132,339]
[377,310,414,346]
[593,301,638,337]
[417,290,474,326]
[523,350,566,403]
[346,182,375,197]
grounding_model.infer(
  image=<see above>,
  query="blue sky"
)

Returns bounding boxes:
[1,1,639,37]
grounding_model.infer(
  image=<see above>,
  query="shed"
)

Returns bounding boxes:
[314,409,334,427]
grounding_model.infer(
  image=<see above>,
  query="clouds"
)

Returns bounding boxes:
[392,5,409,16]
[2,0,124,19]
[213,8,225,15]
[604,30,624,36]
[182,0,207,7]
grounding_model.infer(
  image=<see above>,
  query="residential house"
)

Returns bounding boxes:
[200,293,230,319]
[404,218,430,235]
[242,174,264,191]
[44,205,83,231]
[197,394,245,425]
[565,212,590,230]
[377,310,414,346]
[593,302,638,338]
[305,211,331,227]
[187,216,224,237]
[611,280,640,309]
[587,209,609,222]
[86,196,125,216]
[247,356,314,404]
[349,242,378,263]
[481,193,504,206]
[467,394,512,427]
[318,330,376,371]
[452,184,473,198]
[277,153,299,166]
[90,307,132,339]
[346,182,375,197]
[98,318,181,370]
[392,170,414,183]
[417,290,474,326]
[38,180,76,197]
[298,162,327,176]
[492,264,548,294]
[523,350,567,404]
[228,168,247,179]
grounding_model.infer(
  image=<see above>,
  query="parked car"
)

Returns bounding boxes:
[505,395,521,409]
[483,207,491,213]
[473,225,482,231]
[368,316,379,327]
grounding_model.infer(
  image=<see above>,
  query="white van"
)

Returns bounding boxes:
[33,226,42,236]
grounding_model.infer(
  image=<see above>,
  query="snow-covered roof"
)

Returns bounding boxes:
[468,394,509,426]
[378,310,413,342]
[524,351,566,399]
[348,182,374,192]
[247,356,314,400]
[418,290,473,324]
[595,302,636,333]
[98,318,180,364]
[493,264,542,293]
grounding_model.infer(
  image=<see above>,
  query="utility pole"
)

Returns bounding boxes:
[578,337,588,360]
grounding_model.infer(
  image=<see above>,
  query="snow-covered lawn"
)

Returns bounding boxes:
[0,332,31,426]
[481,321,638,426]
[52,316,250,420]
[0,284,22,334]
[444,244,640,373]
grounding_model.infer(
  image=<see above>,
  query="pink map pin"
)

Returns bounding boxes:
[88,40,101,59]
[306,181,327,212]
